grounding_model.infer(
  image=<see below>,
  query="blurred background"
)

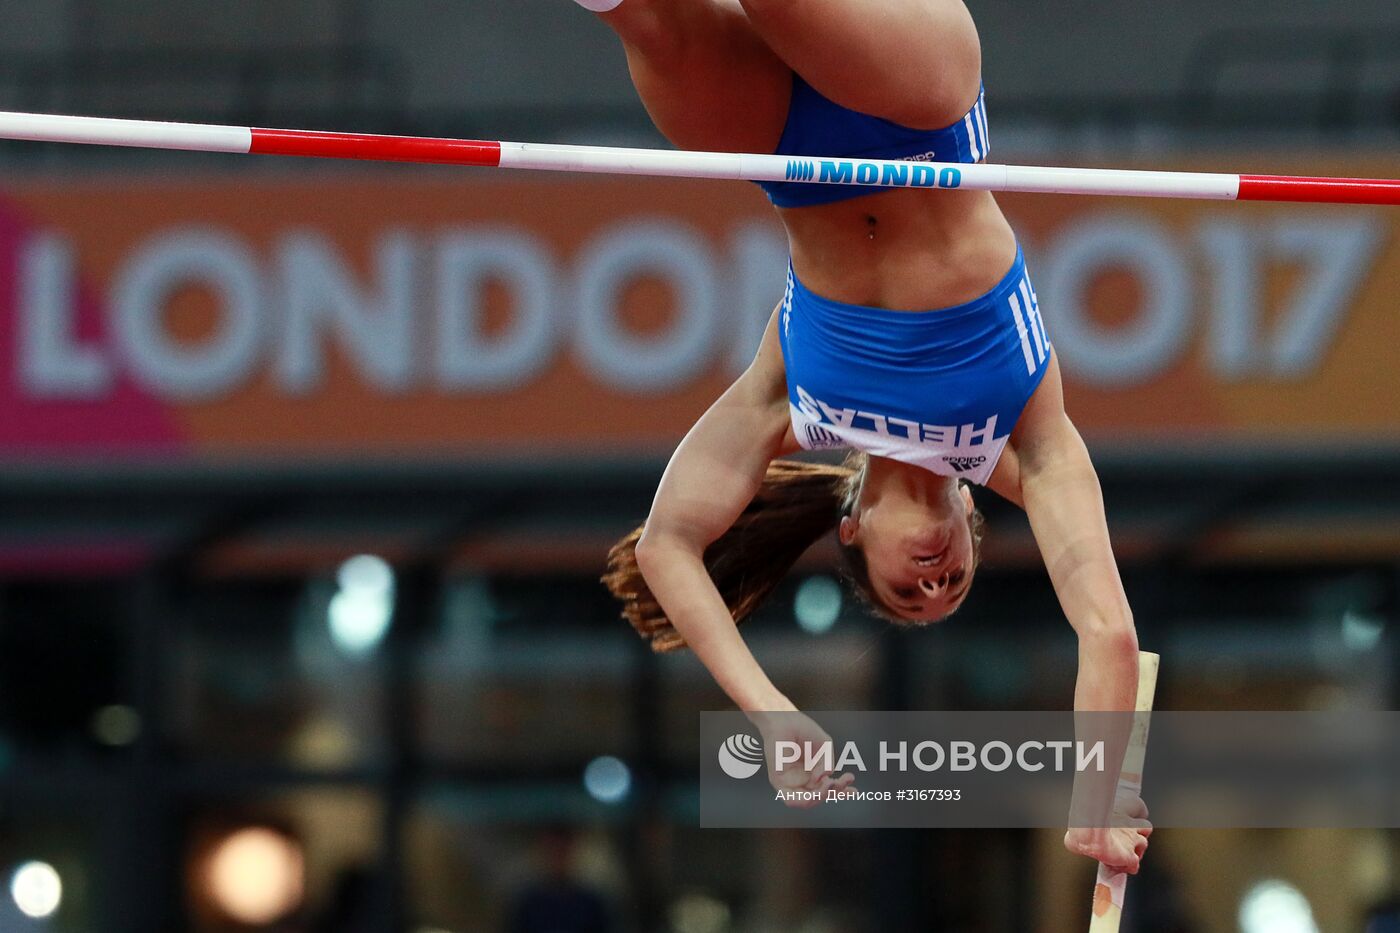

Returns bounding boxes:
[0,1,1398,931]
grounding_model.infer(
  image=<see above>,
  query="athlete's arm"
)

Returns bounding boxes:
[1010,357,1137,711]
[633,307,800,713]
[1009,355,1147,873]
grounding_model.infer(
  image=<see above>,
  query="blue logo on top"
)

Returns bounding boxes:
[785,160,816,182]
[812,160,964,190]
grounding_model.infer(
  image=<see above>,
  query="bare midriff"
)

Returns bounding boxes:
[777,185,1018,312]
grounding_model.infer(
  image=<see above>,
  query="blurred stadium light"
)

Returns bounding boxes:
[793,576,843,636]
[9,860,62,920]
[197,826,305,926]
[1239,878,1320,933]
[582,756,632,806]
[327,554,396,657]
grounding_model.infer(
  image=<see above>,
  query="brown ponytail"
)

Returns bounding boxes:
[603,456,864,653]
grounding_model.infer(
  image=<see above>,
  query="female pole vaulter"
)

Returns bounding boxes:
[593,0,1151,874]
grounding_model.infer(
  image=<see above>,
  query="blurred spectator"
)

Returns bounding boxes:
[507,827,613,933]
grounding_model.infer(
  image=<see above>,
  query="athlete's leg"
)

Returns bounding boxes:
[579,0,790,154]
[734,0,983,129]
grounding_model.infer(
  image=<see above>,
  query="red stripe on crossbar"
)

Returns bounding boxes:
[250,128,502,166]
[1238,174,1400,205]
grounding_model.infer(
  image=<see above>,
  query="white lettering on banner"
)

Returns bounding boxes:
[6,213,1385,403]
[1039,213,1384,388]
[1266,219,1382,378]
[276,231,416,395]
[1198,220,1257,381]
[1039,217,1192,387]
[434,229,558,392]
[1202,219,1384,381]
[18,234,112,399]
[727,223,788,374]
[111,228,263,400]
[573,221,719,393]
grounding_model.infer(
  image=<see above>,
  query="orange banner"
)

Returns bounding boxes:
[0,162,1395,462]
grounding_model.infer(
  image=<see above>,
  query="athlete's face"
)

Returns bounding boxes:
[840,483,977,624]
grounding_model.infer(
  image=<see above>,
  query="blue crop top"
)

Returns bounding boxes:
[778,246,1050,486]
[756,76,989,209]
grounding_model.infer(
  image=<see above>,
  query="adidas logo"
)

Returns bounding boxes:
[942,455,987,473]
[804,424,845,449]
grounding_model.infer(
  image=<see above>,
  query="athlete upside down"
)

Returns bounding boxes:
[589,0,1151,874]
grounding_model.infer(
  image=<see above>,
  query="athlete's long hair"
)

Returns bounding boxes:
[602,453,984,652]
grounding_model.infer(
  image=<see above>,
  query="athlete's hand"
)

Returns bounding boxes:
[1064,790,1152,874]
[749,709,856,808]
